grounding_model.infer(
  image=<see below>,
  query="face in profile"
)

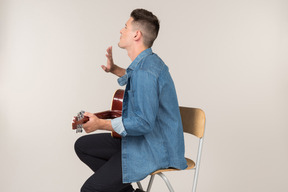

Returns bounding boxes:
[118,17,136,49]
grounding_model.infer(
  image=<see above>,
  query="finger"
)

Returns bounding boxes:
[82,119,93,133]
[82,121,88,129]
[83,112,93,117]
[106,54,112,59]
[72,116,76,123]
[107,46,112,55]
[106,46,111,53]
[101,65,108,72]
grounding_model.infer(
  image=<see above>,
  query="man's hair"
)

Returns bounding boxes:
[130,9,160,48]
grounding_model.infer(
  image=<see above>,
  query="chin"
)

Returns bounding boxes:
[118,43,125,49]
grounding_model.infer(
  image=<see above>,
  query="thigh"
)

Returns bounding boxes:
[75,133,122,172]
[75,133,121,159]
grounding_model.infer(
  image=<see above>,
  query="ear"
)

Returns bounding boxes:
[133,30,142,41]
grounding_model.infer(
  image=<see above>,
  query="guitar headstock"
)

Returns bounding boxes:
[72,110,87,133]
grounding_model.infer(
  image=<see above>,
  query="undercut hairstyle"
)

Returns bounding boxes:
[130,9,160,48]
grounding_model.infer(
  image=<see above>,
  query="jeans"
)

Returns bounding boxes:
[74,133,134,192]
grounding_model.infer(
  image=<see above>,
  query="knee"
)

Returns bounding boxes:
[74,137,79,151]
[74,136,85,154]
[80,185,89,192]
[80,180,100,192]
[80,185,93,192]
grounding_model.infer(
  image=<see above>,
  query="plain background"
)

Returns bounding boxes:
[1,0,287,191]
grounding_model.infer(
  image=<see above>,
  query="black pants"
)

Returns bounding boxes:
[74,133,134,192]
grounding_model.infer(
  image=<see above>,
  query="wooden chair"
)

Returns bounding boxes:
[136,106,206,192]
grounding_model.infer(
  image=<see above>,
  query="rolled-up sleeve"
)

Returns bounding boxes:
[111,117,127,137]
[117,73,128,86]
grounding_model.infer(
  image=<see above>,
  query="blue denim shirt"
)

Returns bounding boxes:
[111,48,187,183]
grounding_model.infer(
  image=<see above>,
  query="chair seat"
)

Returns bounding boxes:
[151,158,195,175]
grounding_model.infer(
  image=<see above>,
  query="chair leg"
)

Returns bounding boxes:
[136,181,144,191]
[146,174,155,192]
[192,137,204,192]
[192,166,201,192]
[157,173,175,192]
[137,173,175,192]
[192,169,199,192]
[136,175,155,192]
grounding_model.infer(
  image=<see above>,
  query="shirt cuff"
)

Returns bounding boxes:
[117,73,128,86]
[111,117,127,137]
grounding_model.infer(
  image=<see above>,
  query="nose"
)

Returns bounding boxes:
[120,28,124,34]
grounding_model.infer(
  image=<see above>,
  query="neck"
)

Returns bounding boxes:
[127,45,148,61]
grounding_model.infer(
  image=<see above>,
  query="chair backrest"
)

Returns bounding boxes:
[179,106,206,138]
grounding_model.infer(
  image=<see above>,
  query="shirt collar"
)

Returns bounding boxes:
[127,48,153,71]
[117,48,153,86]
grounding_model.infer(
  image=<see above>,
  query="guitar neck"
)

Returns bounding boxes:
[94,110,122,119]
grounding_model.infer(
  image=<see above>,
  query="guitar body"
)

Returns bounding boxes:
[72,89,124,138]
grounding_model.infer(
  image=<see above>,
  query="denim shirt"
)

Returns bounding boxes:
[111,48,187,183]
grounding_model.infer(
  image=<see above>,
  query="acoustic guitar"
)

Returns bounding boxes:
[72,89,124,138]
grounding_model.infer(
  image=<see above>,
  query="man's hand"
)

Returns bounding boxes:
[82,112,101,133]
[102,46,115,73]
[101,46,126,77]
[82,112,114,133]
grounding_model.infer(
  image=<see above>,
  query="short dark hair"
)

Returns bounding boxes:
[130,9,160,48]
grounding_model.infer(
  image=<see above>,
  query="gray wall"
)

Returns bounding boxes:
[1,0,287,191]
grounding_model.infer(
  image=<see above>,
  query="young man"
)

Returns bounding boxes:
[74,9,187,192]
